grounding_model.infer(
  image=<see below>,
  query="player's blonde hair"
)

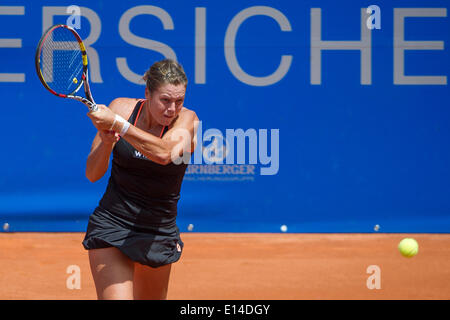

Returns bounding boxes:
[143,59,188,94]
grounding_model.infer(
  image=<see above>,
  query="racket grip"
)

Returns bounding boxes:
[89,103,98,112]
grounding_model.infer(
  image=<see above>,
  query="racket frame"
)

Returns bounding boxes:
[35,24,98,112]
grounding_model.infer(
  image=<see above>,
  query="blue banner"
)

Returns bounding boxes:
[0,0,449,232]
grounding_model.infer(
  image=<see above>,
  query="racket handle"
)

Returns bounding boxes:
[89,103,98,112]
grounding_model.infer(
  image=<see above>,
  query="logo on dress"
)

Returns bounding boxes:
[176,242,182,252]
[133,150,150,161]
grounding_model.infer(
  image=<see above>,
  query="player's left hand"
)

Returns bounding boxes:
[99,130,120,146]
[87,104,116,131]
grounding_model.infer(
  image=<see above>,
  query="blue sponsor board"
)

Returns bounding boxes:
[0,0,449,232]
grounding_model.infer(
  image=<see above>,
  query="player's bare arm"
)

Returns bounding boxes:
[85,98,137,182]
[88,103,198,165]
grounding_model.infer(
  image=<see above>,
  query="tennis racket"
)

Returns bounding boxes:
[35,24,98,112]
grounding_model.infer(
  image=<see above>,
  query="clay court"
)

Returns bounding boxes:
[0,232,449,300]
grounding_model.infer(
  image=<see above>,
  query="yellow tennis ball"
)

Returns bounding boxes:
[398,238,419,258]
[73,77,78,84]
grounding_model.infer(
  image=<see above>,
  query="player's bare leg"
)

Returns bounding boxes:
[133,263,172,300]
[88,247,134,300]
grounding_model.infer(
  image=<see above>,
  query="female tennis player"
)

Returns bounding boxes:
[82,59,198,300]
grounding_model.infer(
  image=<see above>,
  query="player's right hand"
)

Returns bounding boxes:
[87,104,116,131]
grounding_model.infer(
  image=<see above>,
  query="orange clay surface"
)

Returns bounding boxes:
[0,233,449,300]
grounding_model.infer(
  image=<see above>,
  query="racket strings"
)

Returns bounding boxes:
[40,27,84,95]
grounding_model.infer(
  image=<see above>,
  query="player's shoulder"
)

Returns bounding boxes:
[108,97,141,119]
[179,106,199,122]
[169,107,198,130]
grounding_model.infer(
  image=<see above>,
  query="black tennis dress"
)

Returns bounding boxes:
[82,100,190,268]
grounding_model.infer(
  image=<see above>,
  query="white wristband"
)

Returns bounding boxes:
[109,117,117,131]
[112,114,129,136]
[120,121,130,137]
